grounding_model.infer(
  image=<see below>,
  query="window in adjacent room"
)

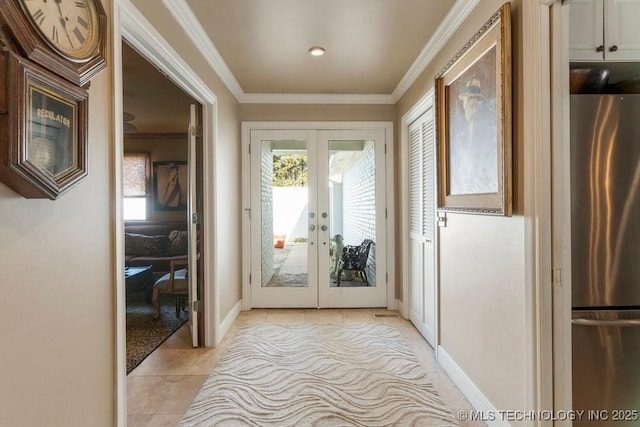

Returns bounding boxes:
[123,152,149,220]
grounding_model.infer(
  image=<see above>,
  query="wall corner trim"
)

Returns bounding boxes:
[437,347,509,427]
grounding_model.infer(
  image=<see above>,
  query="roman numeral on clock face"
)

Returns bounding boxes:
[52,25,59,44]
[75,1,86,7]
[77,16,89,29]
[33,8,45,25]
[73,27,86,44]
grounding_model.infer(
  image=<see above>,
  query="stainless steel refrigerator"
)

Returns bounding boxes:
[571,94,640,425]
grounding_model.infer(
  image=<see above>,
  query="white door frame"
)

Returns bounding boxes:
[113,0,220,422]
[522,0,555,418]
[550,0,574,420]
[242,121,395,310]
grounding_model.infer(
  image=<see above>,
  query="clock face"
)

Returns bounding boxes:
[19,0,101,62]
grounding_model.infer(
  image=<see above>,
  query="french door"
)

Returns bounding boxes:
[248,128,387,308]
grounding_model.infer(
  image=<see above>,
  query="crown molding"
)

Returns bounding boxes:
[240,93,395,105]
[162,0,478,105]
[119,0,216,104]
[162,0,244,102]
[391,0,480,101]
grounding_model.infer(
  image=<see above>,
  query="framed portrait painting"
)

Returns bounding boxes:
[435,3,512,216]
[153,161,188,211]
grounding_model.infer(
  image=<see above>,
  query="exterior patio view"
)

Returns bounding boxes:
[261,140,377,288]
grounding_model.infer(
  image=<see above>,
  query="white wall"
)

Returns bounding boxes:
[261,143,274,286]
[273,187,308,242]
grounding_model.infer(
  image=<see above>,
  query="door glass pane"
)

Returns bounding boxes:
[261,140,309,287]
[328,140,376,288]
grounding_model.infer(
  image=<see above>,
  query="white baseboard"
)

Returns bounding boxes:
[437,347,509,427]
[217,299,242,345]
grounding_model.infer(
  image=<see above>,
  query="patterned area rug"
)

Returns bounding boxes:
[126,292,187,374]
[180,324,458,426]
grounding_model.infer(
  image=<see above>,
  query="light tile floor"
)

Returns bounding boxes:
[127,309,484,426]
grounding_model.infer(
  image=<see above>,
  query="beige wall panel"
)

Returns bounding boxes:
[0,2,115,423]
[397,0,527,413]
[439,214,526,410]
[216,99,243,317]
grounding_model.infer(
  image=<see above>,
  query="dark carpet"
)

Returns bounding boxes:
[126,292,187,374]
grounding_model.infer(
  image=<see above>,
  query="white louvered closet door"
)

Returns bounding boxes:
[408,106,437,347]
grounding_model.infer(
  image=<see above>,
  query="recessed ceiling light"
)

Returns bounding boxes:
[309,46,326,57]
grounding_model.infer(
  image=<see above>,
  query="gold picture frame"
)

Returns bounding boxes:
[435,3,512,216]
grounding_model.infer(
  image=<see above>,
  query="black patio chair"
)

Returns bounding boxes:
[336,239,374,286]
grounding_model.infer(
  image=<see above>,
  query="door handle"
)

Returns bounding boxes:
[572,318,640,327]
[309,225,316,231]
[321,225,327,231]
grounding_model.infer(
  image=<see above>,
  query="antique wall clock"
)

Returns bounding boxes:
[0,0,107,86]
[0,0,106,199]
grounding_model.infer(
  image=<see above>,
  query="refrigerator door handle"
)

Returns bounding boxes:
[572,318,640,327]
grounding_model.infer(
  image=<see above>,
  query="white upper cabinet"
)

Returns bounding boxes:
[570,0,640,61]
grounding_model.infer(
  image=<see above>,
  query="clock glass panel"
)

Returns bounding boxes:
[27,83,77,177]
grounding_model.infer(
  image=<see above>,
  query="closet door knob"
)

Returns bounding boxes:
[596,45,604,52]
[609,45,618,52]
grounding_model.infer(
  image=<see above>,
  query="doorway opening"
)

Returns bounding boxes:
[121,41,204,373]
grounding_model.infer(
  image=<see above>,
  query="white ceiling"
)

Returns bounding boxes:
[122,0,473,133]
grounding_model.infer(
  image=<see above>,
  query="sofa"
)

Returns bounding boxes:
[124,221,189,278]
